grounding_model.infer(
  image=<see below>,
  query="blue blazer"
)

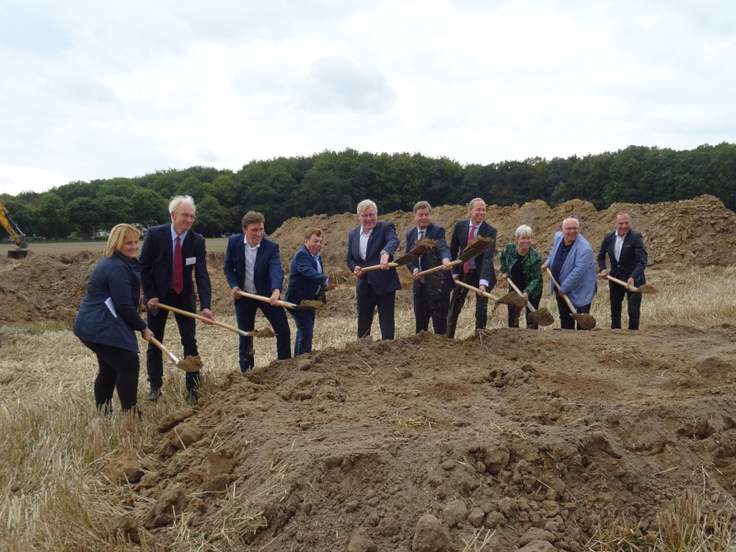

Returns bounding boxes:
[224,234,284,296]
[140,224,211,315]
[346,221,401,297]
[285,245,328,304]
[73,253,147,352]
[449,219,497,288]
[596,230,647,284]
[545,231,598,307]
[405,223,453,298]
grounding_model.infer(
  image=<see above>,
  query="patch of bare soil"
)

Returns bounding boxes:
[109,326,736,551]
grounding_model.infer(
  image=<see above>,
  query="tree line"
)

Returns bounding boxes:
[2,143,735,239]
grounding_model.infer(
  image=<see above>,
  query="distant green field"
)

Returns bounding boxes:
[0,237,229,256]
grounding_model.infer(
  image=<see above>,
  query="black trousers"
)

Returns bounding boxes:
[234,297,291,372]
[447,270,488,338]
[146,290,199,392]
[609,281,642,330]
[555,295,592,330]
[357,286,396,340]
[80,338,140,413]
[414,283,450,335]
[507,294,541,329]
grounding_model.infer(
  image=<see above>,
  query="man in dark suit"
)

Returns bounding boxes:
[224,211,291,372]
[140,195,214,405]
[346,199,401,340]
[597,211,648,330]
[284,228,337,356]
[405,201,453,335]
[446,197,497,338]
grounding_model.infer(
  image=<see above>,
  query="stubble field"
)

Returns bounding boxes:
[2,195,736,552]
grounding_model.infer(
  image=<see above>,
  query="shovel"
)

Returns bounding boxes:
[416,235,494,277]
[236,290,323,312]
[156,303,275,337]
[545,269,597,330]
[360,237,438,272]
[454,279,512,304]
[605,275,658,294]
[147,336,202,372]
[505,278,554,327]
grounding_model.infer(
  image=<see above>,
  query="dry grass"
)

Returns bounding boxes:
[1,266,736,551]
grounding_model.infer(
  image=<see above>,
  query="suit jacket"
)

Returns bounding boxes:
[405,223,453,298]
[224,234,284,297]
[449,219,497,288]
[140,224,211,315]
[545,231,598,307]
[346,221,401,297]
[285,245,328,304]
[597,230,647,284]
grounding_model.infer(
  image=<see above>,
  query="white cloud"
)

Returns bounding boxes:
[1,0,735,195]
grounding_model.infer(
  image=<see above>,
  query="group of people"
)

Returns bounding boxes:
[72,194,647,415]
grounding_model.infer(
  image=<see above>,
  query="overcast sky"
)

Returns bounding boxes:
[1,0,734,196]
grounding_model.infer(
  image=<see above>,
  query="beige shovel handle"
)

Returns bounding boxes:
[545,269,578,314]
[505,277,537,312]
[156,303,250,336]
[148,336,180,365]
[416,260,461,277]
[359,262,399,272]
[236,290,313,311]
[454,279,501,302]
[605,275,639,292]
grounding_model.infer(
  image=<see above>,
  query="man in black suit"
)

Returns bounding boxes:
[405,201,453,335]
[597,211,648,330]
[446,197,497,338]
[224,211,291,372]
[346,199,401,340]
[140,195,214,405]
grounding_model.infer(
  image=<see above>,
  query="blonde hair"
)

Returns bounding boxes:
[104,224,141,258]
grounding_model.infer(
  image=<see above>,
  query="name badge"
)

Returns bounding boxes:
[185,257,196,266]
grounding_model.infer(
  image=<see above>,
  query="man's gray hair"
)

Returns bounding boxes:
[357,199,377,216]
[468,197,485,210]
[515,225,533,239]
[169,195,196,214]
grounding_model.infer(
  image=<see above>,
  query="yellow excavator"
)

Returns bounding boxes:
[1,202,29,258]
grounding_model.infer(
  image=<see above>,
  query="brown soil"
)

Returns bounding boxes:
[4,194,736,550]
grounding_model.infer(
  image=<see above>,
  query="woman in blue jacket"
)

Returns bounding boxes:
[74,224,153,413]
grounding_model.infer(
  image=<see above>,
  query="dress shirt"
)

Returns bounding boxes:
[244,239,260,293]
[614,233,626,262]
[359,228,373,260]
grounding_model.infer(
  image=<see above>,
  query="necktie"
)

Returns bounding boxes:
[463,224,476,273]
[173,236,184,294]
[418,230,425,271]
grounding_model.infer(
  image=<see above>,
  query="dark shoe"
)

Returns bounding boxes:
[186,390,199,406]
[147,387,161,401]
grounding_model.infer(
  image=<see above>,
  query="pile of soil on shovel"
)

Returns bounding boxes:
[107,326,736,551]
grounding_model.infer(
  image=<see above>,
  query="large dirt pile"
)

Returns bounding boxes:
[108,327,736,551]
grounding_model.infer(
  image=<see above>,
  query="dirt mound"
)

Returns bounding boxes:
[106,326,736,550]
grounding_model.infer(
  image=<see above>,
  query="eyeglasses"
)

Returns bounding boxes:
[562,226,579,231]
[360,212,377,219]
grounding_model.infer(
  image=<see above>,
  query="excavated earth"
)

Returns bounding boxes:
[3,195,736,551]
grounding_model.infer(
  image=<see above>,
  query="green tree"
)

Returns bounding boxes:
[131,188,168,228]
[67,197,103,238]
[176,176,205,203]
[98,195,135,228]
[195,196,228,237]
[34,192,70,238]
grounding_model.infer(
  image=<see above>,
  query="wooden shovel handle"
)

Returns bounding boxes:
[416,260,461,277]
[148,336,180,364]
[505,278,537,312]
[544,269,578,314]
[156,303,249,336]
[605,275,638,291]
[454,279,501,302]
[236,290,311,311]
[359,262,399,272]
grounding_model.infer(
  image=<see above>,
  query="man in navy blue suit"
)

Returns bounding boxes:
[405,201,453,335]
[597,211,648,330]
[224,211,291,372]
[447,198,497,338]
[284,228,336,356]
[346,200,401,340]
[140,195,214,405]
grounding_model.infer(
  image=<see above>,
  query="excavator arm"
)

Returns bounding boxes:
[0,202,29,258]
